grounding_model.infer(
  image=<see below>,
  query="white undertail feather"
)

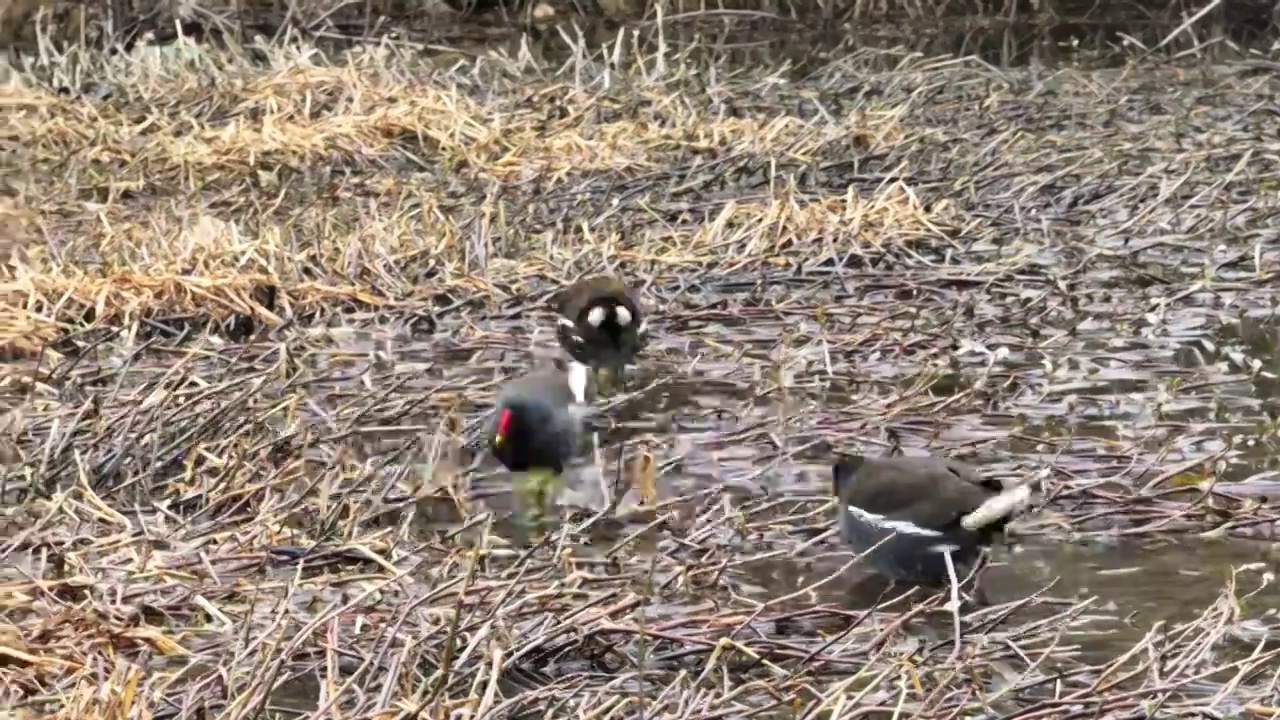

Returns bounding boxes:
[586,306,608,328]
[615,306,632,327]
[960,483,1032,531]
[565,360,590,404]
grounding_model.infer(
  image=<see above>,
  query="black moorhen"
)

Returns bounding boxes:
[554,275,646,388]
[489,359,593,512]
[832,454,1029,586]
[832,454,1031,652]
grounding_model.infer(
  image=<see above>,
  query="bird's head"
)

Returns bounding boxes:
[831,454,867,498]
[491,402,544,455]
[493,406,515,449]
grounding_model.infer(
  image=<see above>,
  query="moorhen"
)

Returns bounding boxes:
[832,454,1029,585]
[554,275,646,389]
[832,454,1031,651]
[489,359,593,513]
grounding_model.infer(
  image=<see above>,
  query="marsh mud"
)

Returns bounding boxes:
[6,9,1280,719]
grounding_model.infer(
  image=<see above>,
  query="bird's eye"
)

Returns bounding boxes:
[586,306,608,327]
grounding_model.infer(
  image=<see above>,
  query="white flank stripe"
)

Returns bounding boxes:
[961,484,1032,531]
[845,504,943,538]
[929,543,962,554]
[557,315,585,344]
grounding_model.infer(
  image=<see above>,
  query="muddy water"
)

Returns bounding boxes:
[385,301,1280,667]
[691,295,1278,655]
[735,533,1280,661]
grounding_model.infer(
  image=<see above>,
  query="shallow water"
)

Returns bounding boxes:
[395,309,1280,667]
[734,532,1280,662]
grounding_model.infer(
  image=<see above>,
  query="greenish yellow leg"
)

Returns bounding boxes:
[530,468,554,511]
[594,366,625,395]
[514,469,562,526]
[511,471,542,543]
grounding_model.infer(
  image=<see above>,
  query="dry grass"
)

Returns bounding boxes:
[6,40,913,340]
[5,20,1280,720]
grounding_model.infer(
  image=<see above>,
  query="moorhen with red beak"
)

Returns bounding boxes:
[555,275,646,389]
[489,360,593,512]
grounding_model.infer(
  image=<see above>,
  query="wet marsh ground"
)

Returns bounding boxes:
[5,10,1280,719]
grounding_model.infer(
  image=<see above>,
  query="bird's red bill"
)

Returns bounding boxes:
[495,408,513,445]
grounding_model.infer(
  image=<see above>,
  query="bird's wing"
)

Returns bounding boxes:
[940,458,1005,493]
[846,460,992,530]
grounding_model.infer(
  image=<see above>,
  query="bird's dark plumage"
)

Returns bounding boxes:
[554,275,646,374]
[831,455,1021,586]
[489,363,590,476]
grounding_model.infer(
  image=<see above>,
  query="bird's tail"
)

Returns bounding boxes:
[960,483,1032,531]
[566,360,591,404]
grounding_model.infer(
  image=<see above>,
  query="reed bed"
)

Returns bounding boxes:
[5,25,1280,720]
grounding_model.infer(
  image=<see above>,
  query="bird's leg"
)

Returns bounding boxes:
[592,429,610,506]
[970,560,992,607]
[942,549,963,661]
[592,366,611,396]
[530,469,556,516]
[513,470,550,531]
[509,475,539,545]
[512,471,531,509]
